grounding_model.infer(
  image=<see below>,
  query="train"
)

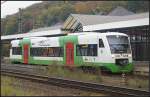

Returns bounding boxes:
[10,32,133,73]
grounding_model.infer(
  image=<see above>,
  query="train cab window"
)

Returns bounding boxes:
[99,39,104,47]
[12,47,22,55]
[76,44,97,56]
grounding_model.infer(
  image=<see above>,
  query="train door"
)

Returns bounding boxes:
[23,44,29,64]
[66,42,74,67]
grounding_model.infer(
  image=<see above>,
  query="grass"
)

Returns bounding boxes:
[1,76,107,96]
[127,76,149,90]
[46,62,102,83]
[1,76,36,96]
[2,60,148,92]
[2,57,11,64]
[46,62,149,90]
[1,85,34,96]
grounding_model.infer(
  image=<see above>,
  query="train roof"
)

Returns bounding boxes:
[11,39,21,46]
[11,32,128,41]
[68,32,128,36]
[11,32,128,46]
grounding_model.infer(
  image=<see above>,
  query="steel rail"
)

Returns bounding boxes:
[1,64,149,81]
[1,69,149,96]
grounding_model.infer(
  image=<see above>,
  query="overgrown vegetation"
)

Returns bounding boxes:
[46,62,102,83]
[1,63,149,96]
[1,76,107,96]
[1,76,34,96]
[45,63,149,90]
[1,44,10,58]
[1,1,149,35]
[127,76,149,90]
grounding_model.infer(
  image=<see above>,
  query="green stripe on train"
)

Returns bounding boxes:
[59,35,84,66]
[92,62,133,73]
[19,38,31,63]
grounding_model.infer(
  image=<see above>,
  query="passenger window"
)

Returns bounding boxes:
[76,44,97,56]
[99,39,104,47]
[30,47,63,57]
[12,47,22,55]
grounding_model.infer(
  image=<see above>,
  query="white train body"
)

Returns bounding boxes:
[10,32,133,73]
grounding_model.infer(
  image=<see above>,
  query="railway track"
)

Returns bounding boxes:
[1,67,149,96]
[2,63,149,77]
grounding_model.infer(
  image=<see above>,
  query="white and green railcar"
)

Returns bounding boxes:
[10,32,133,73]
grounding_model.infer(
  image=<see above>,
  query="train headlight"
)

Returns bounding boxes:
[112,55,115,58]
[128,54,132,57]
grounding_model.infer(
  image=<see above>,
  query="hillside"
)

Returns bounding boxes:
[1,1,149,35]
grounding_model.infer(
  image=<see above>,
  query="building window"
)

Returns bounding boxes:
[30,47,64,57]
[99,39,104,47]
[76,44,97,56]
[12,47,22,55]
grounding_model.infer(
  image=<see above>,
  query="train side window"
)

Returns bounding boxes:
[88,44,97,56]
[58,47,64,57]
[99,39,104,47]
[30,47,64,57]
[12,47,22,55]
[76,44,97,56]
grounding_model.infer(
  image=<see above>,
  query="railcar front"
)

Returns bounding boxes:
[104,33,133,73]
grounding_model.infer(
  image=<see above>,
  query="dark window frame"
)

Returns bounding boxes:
[30,47,64,57]
[76,44,98,56]
[99,39,104,48]
[12,47,22,55]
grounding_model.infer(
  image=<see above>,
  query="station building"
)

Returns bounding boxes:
[61,12,149,62]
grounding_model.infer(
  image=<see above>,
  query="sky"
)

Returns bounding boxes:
[1,1,42,18]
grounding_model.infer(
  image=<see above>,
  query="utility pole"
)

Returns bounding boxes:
[32,12,38,29]
[32,16,35,29]
[18,8,23,33]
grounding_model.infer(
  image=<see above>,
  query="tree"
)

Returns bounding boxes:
[1,19,6,35]
[95,1,115,15]
[46,6,61,26]
[127,1,149,13]
[59,3,75,21]
[74,2,91,14]
[5,17,18,35]
[127,1,139,12]
[23,19,33,33]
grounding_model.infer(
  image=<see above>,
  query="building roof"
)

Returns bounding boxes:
[1,28,63,40]
[71,12,149,26]
[1,25,63,40]
[108,6,134,16]
[83,17,148,31]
